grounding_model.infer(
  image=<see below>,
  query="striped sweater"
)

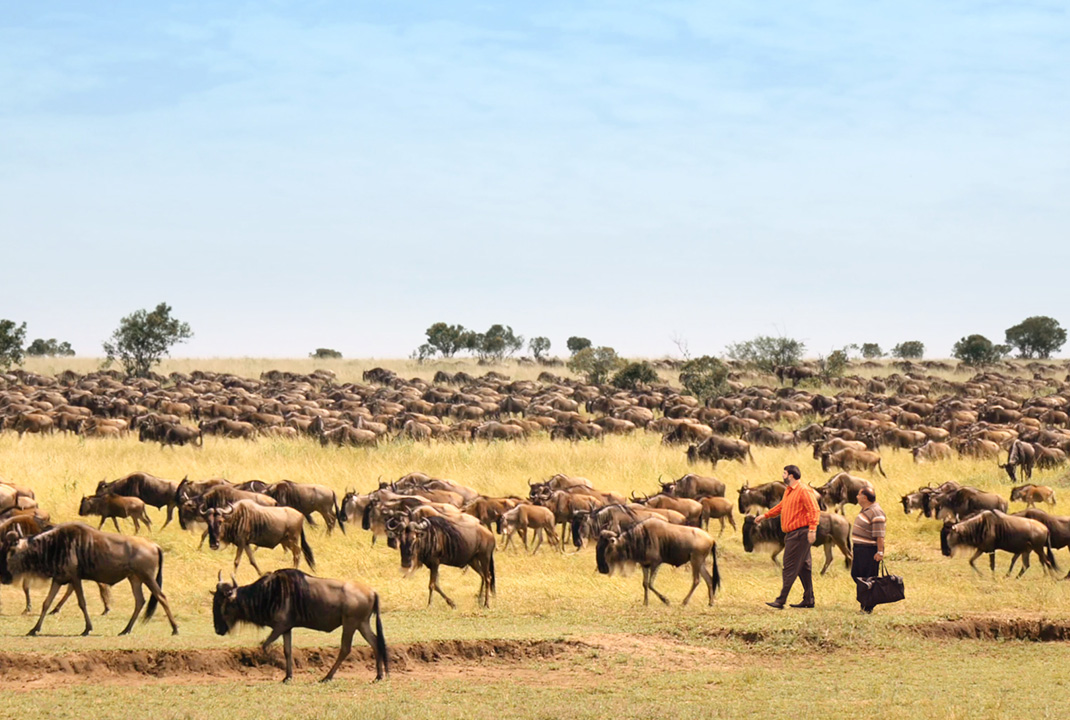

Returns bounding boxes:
[852,504,886,545]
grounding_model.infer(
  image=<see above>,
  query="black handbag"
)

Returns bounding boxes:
[856,562,905,607]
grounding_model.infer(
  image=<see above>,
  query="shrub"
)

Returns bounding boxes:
[309,348,342,359]
[567,346,623,385]
[678,356,729,402]
[611,361,659,390]
[0,319,27,369]
[725,336,805,373]
[891,341,924,359]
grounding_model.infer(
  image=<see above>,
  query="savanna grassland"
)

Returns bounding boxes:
[3,358,1070,719]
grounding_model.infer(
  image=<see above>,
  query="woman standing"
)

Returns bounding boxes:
[851,486,886,613]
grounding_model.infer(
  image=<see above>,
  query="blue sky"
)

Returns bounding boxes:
[2,1,1068,358]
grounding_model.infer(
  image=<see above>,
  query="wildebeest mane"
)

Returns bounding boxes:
[419,515,466,566]
[215,569,314,633]
[8,523,99,579]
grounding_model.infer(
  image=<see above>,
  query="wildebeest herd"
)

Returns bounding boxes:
[2,360,1070,681]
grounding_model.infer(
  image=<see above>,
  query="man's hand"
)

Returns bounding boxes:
[807,529,817,544]
[754,515,763,525]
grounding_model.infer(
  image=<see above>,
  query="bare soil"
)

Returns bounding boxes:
[908,614,1070,641]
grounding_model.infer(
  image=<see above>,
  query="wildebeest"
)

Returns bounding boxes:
[811,473,873,515]
[741,513,853,575]
[78,494,153,534]
[912,441,953,464]
[496,504,559,553]
[266,480,340,534]
[820,449,887,478]
[926,486,1008,521]
[463,496,523,530]
[659,473,726,499]
[940,510,1056,577]
[698,496,736,536]
[213,569,387,683]
[686,435,754,468]
[1013,509,1070,578]
[205,501,316,576]
[0,522,178,636]
[631,492,703,527]
[96,472,180,526]
[737,481,787,514]
[596,518,720,606]
[394,514,496,608]
[1010,484,1057,509]
[1002,439,1037,482]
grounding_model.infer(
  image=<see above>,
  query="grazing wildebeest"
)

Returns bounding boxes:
[78,494,153,534]
[912,441,953,464]
[213,569,388,683]
[741,513,853,575]
[205,501,316,576]
[631,492,704,527]
[463,496,523,530]
[941,510,1056,577]
[96,472,180,526]
[686,435,754,468]
[394,514,496,608]
[266,480,340,534]
[496,503,559,553]
[1010,484,1057,509]
[0,522,178,636]
[659,473,726,499]
[737,481,787,514]
[1002,439,1037,482]
[596,518,720,606]
[820,449,887,478]
[927,486,1007,521]
[811,473,873,515]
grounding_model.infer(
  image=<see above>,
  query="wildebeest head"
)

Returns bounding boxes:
[397,518,429,570]
[0,529,25,585]
[212,571,240,635]
[595,530,619,574]
[78,496,94,516]
[1009,484,1030,502]
[205,505,234,550]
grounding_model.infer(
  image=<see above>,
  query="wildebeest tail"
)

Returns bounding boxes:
[334,493,346,535]
[710,543,721,594]
[300,527,316,571]
[374,592,389,676]
[489,552,496,595]
[145,547,163,621]
[1046,535,1058,571]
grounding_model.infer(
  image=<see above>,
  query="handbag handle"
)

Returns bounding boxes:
[880,560,889,576]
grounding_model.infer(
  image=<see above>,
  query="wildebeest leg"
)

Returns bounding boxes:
[51,585,76,615]
[99,583,112,615]
[646,565,670,605]
[98,517,107,530]
[323,622,355,682]
[283,630,294,682]
[520,527,529,551]
[1016,552,1032,579]
[1007,553,1021,576]
[717,517,726,537]
[989,552,996,573]
[119,578,144,635]
[501,530,514,551]
[640,566,651,606]
[29,580,62,636]
[142,569,178,635]
[682,557,703,606]
[232,545,245,573]
[428,566,456,608]
[700,558,716,606]
[967,549,984,574]
[163,503,175,528]
[820,542,834,575]
[22,578,32,614]
[245,546,264,575]
[68,578,94,636]
[132,516,140,534]
[771,548,783,568]
[356,616,384,681]
[112,517,123,533]
[531,528,543,555]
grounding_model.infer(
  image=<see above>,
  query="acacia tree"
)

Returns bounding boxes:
[725,335,805,372]
[1004,316,1066,359]
[103,303,193,377]
[891,341,924,359]
[952,334,1007,367]
[529,336,551,360]
[0,319,27,370]
[26,338,76,357]
[566,336,592,355]
[424,323,468,358]
[567,346,623,385]
[678,356,730,403]
[859,343,883,359]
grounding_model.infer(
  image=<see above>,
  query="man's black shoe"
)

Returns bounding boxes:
[765,601,784,609]
[789,601,815,609]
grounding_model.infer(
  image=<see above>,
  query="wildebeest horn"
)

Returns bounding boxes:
[230,573,237,587]
[217,570,224,585]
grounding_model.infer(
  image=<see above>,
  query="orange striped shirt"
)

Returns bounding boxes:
[761,483,820,532]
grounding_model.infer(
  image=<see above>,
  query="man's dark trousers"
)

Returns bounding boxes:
[775,527,814,605]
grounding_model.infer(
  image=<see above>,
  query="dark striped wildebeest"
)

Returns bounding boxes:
[213,568,388,682]
[205,500,315,576]
[393,513,496,608]
[596,517,720,606]
[0,522,178,636]
[940,510,1057,577]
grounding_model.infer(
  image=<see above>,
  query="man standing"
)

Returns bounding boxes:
[851,486,886,613]
[755,465,820,609]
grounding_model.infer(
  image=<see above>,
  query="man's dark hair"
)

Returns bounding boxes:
[784,465,801,480]
[860,487,876,502]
